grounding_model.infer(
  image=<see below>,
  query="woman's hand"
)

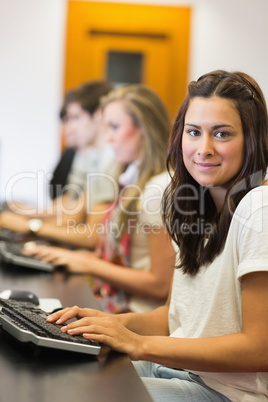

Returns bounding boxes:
[47,306,143,360]
[24,245,73,266]
[47,305,108,323]
[0,211,29,233]
[24,245,98,272]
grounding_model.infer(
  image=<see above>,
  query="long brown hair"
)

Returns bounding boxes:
[162,70,268,275]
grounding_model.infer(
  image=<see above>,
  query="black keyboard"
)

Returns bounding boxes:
[0,228,25,242]
[0,228,13,241]
[0,298,100,356]
[0,241,55,272]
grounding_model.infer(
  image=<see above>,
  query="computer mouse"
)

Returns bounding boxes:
[0,289,39,305]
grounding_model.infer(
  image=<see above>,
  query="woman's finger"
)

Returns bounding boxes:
[47,306,80,323]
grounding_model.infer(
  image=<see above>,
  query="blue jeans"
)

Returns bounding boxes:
[133,361,231,402]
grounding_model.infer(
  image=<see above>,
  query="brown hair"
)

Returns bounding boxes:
[162,70,268,275]
[60,80,113,120]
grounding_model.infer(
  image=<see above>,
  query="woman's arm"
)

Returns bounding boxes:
[80,227,175,301]
[133,271,268,372]
[34,202,108,249]
[0,199,109,249]
[0,211,30,233]
[26,227,175,301]
[3,193,85,221]
[46,304,170,361]
[47,271,268,371]
[115,279,173,335]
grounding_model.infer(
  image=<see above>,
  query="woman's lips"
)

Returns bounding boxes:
[195,162,221,170]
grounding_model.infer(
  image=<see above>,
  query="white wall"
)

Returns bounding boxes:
[0,0,66,205]
[1,0,268,204]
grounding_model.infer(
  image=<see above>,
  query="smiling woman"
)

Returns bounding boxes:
[45,71,268,402]
[164,70,268,275]
[182,96,244,192]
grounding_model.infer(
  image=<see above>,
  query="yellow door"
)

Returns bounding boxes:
[64,1,191,119]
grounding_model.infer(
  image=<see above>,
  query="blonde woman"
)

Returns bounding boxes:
[26,85,176,313]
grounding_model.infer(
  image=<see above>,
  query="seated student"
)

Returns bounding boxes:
[25,84,176,313]
[0,80,117,249]
[45,71,268,401]
[56,80,116,205]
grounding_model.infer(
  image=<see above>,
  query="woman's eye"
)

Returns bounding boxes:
[215,131,229,139]
[188,129,200,137]
[110,124,119,130]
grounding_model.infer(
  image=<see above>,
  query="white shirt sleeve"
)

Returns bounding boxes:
[234,187,268,279]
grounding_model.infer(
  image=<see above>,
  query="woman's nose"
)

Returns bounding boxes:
[197,135,214,157]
